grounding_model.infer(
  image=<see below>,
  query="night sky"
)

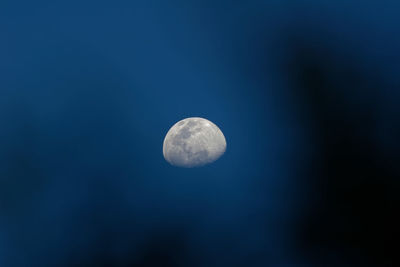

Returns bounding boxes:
[1,1,399,266]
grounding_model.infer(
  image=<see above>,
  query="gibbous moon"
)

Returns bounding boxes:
[163,117,226,167]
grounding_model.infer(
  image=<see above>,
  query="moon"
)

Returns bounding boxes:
[163,117,227,167]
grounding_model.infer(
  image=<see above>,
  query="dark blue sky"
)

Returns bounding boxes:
[1,1,399,266]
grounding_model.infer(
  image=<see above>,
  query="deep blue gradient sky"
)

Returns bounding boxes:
[1,1,399,266]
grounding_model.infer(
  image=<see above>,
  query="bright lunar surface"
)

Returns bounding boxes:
[163,117,227,167]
